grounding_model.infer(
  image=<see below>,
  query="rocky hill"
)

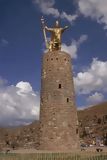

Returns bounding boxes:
[0,121,40,150]
[0,102,107,150]
[78,101,107,145]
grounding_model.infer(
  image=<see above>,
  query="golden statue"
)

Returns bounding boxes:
[41,17,68,51]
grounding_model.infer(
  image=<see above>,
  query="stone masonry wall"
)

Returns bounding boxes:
[39,51,79,151]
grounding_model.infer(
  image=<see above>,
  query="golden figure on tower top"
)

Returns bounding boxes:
[41,17,68,51]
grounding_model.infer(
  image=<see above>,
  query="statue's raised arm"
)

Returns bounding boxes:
[61,25,69,33]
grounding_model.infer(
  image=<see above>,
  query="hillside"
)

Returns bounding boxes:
[0,121,40,150]
[78,101,107,120]
[0,102,107,150]
[78,101,107,145]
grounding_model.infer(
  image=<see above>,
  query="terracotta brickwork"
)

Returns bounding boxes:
[39,51,79,151]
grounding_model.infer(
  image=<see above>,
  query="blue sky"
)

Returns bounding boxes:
[0,0,107,126]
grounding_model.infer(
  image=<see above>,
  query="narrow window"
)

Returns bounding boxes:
[59,84,61,89]
[64,58,66,61]
[67,98,69,102]
[47,59,48,61]
[56,58,58,60]
[51,58,53,60]
[76,128,78,134]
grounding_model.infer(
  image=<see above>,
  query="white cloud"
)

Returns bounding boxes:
[16,81,33,95]
[60,12,78,24]
[61,42,78,59]
[77,0,107,29]
[61,34,88,58]
[33,0,59,17]
[87,92,104,105]
[77,34,88,45]
[74,58,107,94]
[0,79,40,127]
[33,0,78,23]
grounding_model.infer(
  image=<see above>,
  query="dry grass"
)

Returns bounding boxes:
[0,152,107,160]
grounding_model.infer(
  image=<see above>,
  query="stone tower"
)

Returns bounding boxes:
[39,18,79,151]
[39,50,79,151]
